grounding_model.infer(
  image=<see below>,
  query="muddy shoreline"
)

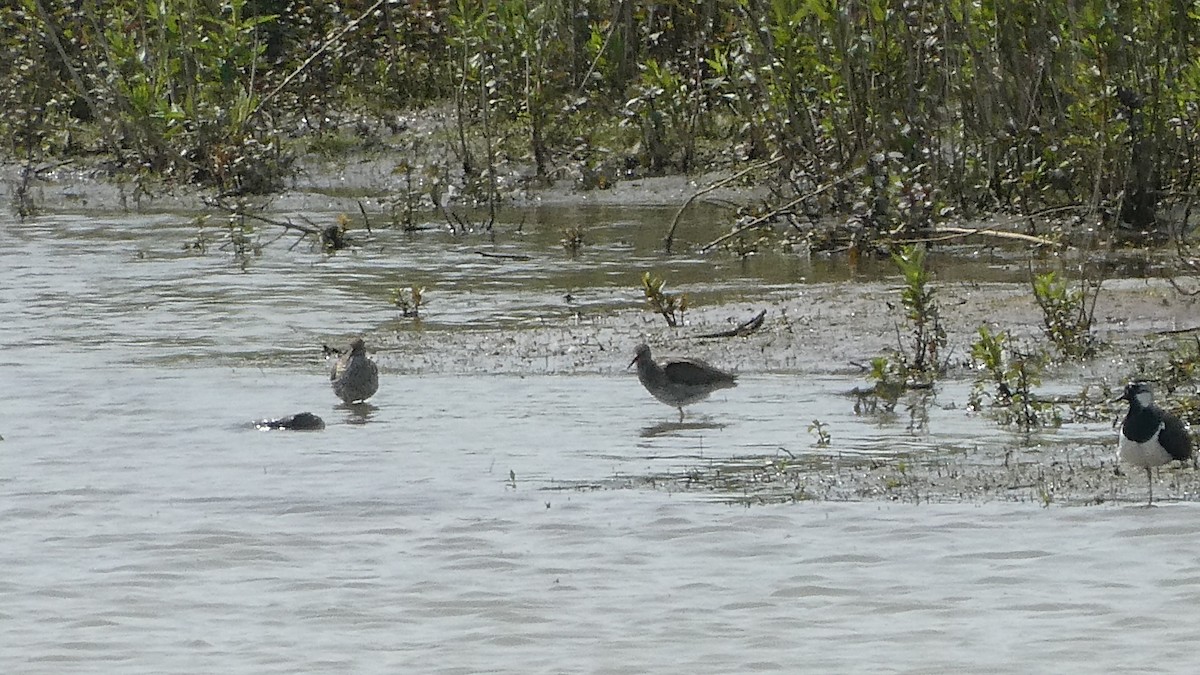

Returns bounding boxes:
[8,159,1200,507]
[370,275,1197,378]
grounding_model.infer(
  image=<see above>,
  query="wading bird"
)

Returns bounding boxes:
[629,343,737,420]
[1116,382,1193,506]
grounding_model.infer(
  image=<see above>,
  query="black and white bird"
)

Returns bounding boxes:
[629,343,737,420]
[1116,382,1193,505]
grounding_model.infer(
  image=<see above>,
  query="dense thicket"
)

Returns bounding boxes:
[3,1,1198,231]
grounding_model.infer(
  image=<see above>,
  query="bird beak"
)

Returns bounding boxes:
[627,354,638,369]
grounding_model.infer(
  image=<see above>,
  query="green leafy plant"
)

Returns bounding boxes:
[856,355,904,414]
[1161,336,1200,396]
[891,245,946,380]
[641,272,687,327]
[807,419,831,448]
[968,326,1059,430]
[1031,270,1101,358]
[391,285,426,318]
[970,325,1015,403]
[220,214,259,259]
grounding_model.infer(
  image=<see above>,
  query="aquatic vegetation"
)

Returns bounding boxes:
[222,215,261,259]
[1030,270,1100,359]
[1125,336,1200,427]
[967,326,1059,431]
[807,419,831,448]
[970,326,1016,403]
[858,356,904,414]
[888,245,946,382]
[11,165,37,218]
[184,215,211,253]
[560,225,585,256]
[391,286,426,319]
[1161,336,1200,396]
[640,272,687,328]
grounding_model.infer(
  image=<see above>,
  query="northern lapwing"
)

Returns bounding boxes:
[629,343,737,420]
[327,338,379,404]
[1117,382,1193,505]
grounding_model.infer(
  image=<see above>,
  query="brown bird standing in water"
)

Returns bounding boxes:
[328,338,379,404]
[629,343,737,420]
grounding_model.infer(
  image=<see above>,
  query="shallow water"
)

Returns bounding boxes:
[3,207,1198,673]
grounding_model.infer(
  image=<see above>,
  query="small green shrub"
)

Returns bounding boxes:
[968,326,1059,430]
[891,245,946,380]
[807,419,831,448]
[391,286,425,318]
[1031,270,1100,358]
[641,272,687,327]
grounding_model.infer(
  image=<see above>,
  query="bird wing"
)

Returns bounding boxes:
[1159,414,1194,461]
[663,359,737,386]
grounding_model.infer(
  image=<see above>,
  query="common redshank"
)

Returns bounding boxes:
[328,337,379,404]
[629,343,737,420]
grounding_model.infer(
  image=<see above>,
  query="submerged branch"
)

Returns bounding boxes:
[699,167,865,253]
[664,155,785,252]
[205,198,322,237]
[206,196,321,236]
[475,250,533,261]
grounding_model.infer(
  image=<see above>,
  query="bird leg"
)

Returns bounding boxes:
[1146,467,1154,506]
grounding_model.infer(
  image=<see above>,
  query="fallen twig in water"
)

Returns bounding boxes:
[694,309,767,338]
[206,198,321,236]
[475,250,533,261]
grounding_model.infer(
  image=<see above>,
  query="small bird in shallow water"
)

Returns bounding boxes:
[1117,382,1193,506]
[327,337,379,404]
[629,343,737,420]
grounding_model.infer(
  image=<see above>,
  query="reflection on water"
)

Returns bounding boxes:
[337,402,380,426]
[639,418,729,439]
[2,209,1199,673]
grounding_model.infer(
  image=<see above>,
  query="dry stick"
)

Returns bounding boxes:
[249,0,389,120]
[693,309,768,339]
[894,226,1056,247]
[698,166,865,253]
[357,201,373,233]
[1155,325,1200,335]
[889,204,1093,247]
[205,198,321,236]
[475,250,533,261]
[665,155,785,252]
